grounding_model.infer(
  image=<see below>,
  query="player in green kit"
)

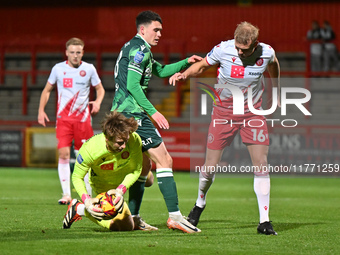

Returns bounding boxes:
[111,10,202,233]
[62,111,144,231]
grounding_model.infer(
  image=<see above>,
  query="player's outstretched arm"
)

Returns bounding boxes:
[89,83,105,115]
[37,82,54,127]
[152,55,202,78]
[169,57,211,86]
[187,55,203,64]
[169,72,185,86]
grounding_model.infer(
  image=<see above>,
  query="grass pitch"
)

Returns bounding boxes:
[0,168,339,255]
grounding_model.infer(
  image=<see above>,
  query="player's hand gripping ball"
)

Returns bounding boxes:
[96,192,118,220]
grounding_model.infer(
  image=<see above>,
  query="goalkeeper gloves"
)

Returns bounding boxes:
[107,184,126,214]
[82,194,105,220]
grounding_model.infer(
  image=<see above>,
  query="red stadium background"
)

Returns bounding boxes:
[1,1,340,53]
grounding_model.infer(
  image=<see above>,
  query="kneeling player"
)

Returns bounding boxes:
[62,111,157,231]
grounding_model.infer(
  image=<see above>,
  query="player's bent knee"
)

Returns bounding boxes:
[253,160,267,168]
[165,153,173,167]
[156,153,173,168]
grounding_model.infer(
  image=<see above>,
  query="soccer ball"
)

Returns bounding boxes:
[96,192,118,220]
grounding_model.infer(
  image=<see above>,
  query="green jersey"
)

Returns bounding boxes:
[111,34,191,116]
[72,132,142,197]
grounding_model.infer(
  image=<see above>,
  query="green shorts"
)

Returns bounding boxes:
[121,112,163,152]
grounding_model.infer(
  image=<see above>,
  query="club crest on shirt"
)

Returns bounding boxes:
[121,151,130,159]
[101,163,114,170]
[256,58,264,66]
[79,70,86,77]
[134,51,144,64]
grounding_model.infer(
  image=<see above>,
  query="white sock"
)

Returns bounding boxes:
[76,203,85,216]
[58,158,71,196]
[169,211,182,220]
[254,174,270,223]
[196,168,215,208]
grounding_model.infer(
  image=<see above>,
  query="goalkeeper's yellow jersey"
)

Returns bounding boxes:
[72,132,142,197]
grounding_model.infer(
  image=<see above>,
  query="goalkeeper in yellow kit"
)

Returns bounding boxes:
[62,111,144,231]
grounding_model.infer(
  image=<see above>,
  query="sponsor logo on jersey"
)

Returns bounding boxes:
[145,67,152,77]
[232,57,237,63]
[63,78,73,88]
[142,137,153,146]
[248,72,262,76]
[77,154,84,164]
[121,151,130,159]
[79,70,86,77]
[256,58,264,66]
[141,45,146,51]
[137,119,142,126]
[230,65,245,78]
[134,51,145,64]
[101,163,114,170]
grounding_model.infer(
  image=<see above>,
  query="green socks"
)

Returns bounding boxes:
[156,168,179,212]
[128,175,147,215]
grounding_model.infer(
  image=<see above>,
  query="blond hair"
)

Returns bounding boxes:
[66,37,84,49]
[234,22,259,45]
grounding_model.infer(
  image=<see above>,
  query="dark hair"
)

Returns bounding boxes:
[101,111,138,140]
[136,10,162,31]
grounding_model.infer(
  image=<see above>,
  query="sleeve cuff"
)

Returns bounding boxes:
[82,194,91,203]
[117,184,127,194]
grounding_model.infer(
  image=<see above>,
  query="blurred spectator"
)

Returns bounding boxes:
[321,20,338,71]
[307,20,322,72]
